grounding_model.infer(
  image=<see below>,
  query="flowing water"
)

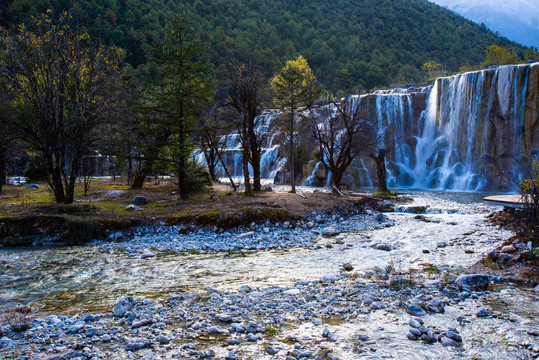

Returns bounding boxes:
[1,191,537,359]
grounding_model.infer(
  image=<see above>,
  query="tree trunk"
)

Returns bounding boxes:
[252,147,261,192]
[289,106,296,193]
[131,161,152,189]
[241,116,252,196]
[0,153,5,194]
[371,149,389,193]
[332,169,343,191]
[178,128,189,200]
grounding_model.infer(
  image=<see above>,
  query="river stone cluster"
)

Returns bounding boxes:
[95,209,391,253]
[2,272,539,359]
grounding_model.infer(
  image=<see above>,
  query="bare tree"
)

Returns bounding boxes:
[311,95,378,191]
[0,9,124,203]
[225,60,269,194]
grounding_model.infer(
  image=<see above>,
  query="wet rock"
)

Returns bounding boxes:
[266,346,279,355]
[528,329,539,337]
[157,335,170,344]
[342,263,354,271]
[322,274,340,282]
[113,296,134,317]
[132,319,154,328]
[125,337,149,351]
[410,328,422,337]
[455,274,489,291]
[406,305,426,316]
[437,242,447,248]
[85,327,99,337]
[237,231,255,239]
[68,322,85,333]
[321,227,339,237]
[215,313,233,322]
[322,327,338,341]
[374,244,392,251]
[440,336,459,347]
[132,197,149,206]
[487,250,500,261]
[25,184,40,189]
[446,331,462,342]
[407,333,418,340]
[423,249,430,254]
[476,309,488,317]
[0,337,14,349]
[409,318,423,328]
[141,251,155,259]
[404,206,428,214]
[376,213,388,222]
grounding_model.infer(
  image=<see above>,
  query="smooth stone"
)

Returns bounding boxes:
[113,296,134,317]
[157,335,170,344]
[132,319,154,328]
[141,251,155,259]
[321,227,339,237]
[440,336,459,347]
[409,318,423,328]
[406,305,426,316]
[455,274,490,291]
[266,346,279,355]
[125,337,149,351]
[476,309,488,317]
[322,274,340,282]
[375,244,392,251]
[446,331,462,342]
[501,245,517,253]
[69,323,85,332]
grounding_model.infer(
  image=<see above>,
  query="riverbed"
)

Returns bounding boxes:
[1,191,538,359]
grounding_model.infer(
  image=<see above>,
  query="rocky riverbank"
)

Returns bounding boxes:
[1,191,537,359]
[2,271,538,360]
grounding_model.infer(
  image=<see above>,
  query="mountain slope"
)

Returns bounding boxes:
[430,0,539,48]
[0,0,527,92]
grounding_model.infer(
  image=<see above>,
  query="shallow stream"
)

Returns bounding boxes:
[1,191,538,359]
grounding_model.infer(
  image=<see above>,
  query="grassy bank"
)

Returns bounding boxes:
[0,178,391,246]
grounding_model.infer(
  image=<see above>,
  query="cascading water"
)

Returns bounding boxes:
[408,63,538,191]
[197,112,287,180]
[200,63,537,192]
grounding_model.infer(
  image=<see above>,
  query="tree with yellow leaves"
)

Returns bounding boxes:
[271,55,320,193]
[0,8,124,203]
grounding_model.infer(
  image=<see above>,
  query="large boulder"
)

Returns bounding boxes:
[454,274,489,291]
[132,196,149,206]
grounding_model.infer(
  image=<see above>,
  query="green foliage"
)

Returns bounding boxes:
[183,160,212,195]
[481,44,520,67]
[23,156,48,183]
[525,46,538,62]
[1,0,526,93]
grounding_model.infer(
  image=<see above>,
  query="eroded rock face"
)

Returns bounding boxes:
[299,63,539,192]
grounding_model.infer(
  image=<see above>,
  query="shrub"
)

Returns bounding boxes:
[23,156,47,182]
[518,160,539,222]
[183,161,212,196]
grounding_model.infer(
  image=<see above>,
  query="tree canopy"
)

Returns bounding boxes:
[0,0,528,93]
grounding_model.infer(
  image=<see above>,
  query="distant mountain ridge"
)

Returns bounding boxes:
[430,0,539,48]
[0,0,528,92]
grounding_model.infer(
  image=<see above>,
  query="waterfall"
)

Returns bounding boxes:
[408,63,537,191]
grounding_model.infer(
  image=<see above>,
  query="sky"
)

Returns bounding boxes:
[429,0,539,48]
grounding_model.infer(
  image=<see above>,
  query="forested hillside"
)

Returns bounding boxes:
[0,0,526,92]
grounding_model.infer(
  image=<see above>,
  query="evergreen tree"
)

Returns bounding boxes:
[271,56,320,193]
